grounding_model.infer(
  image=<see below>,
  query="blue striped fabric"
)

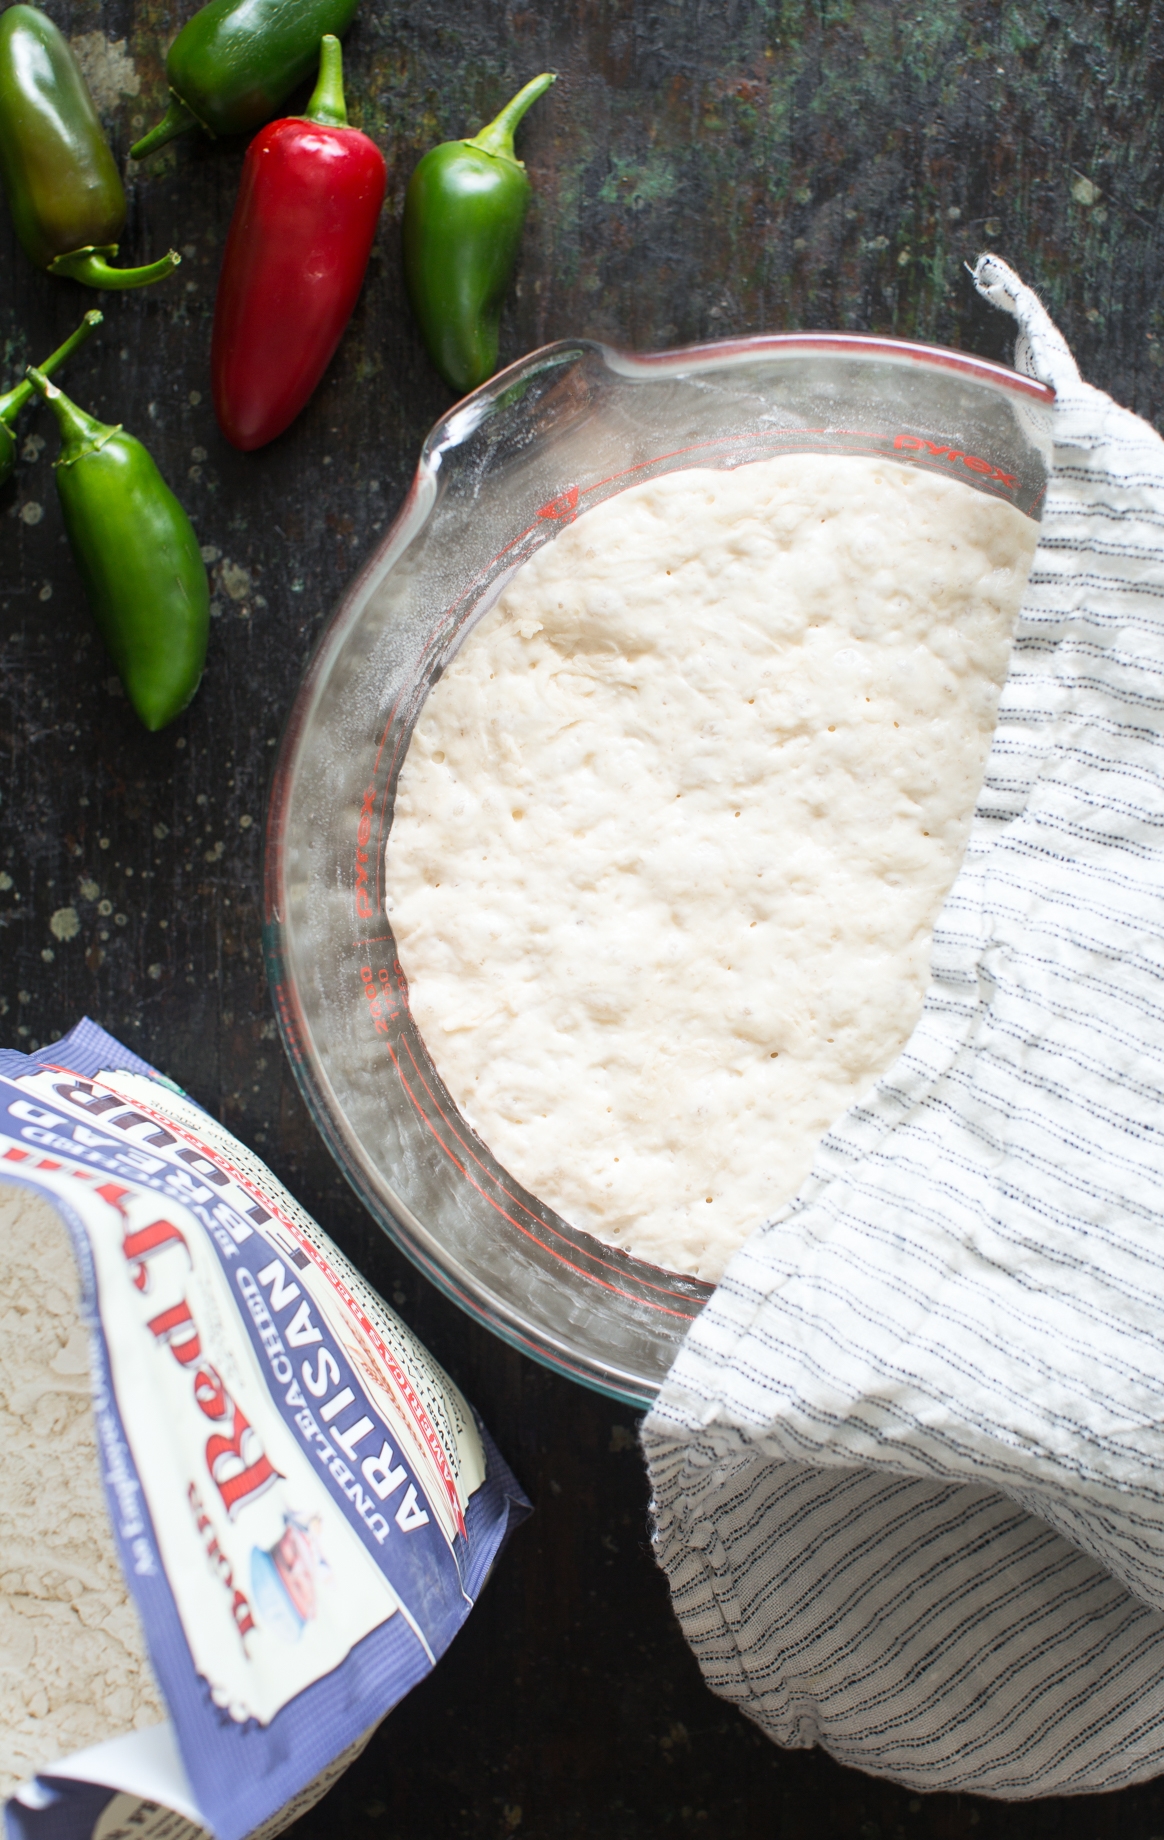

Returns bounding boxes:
[642,256,1164,1798]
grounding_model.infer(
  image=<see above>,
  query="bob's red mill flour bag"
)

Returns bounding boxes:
[0,1020,529,1840]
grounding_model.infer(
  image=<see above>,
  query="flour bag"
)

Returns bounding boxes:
[0,1020,529,1840]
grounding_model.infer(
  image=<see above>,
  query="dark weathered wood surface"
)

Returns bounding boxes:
[2,1,1164,1834]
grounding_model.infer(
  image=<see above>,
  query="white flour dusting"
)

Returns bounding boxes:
[0,1186,163,1796]
[386,455,1037,1281]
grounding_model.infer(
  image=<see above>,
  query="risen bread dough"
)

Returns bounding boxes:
[386,456,1037,1281]
[0,1186,164,1796]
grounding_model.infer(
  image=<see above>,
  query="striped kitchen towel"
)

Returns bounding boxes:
[642,255,1164,1799]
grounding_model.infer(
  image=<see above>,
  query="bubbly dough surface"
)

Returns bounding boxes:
[386,456,1037,1281]
[0,1186,164,1795]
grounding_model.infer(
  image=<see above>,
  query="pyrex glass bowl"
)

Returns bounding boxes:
[264,333,1055,1407]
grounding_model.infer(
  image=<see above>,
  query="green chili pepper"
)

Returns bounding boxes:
[403,73,555,396]
[0,6,179,289]
[130,0,359,161]
[26,368,210,732]
[0,310,101,485]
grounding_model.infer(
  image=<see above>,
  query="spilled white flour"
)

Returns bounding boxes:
[0,1186,163,1796]
[386,455,1037,1282]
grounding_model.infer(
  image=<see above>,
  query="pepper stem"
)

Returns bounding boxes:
[129,94,202,161]
[25,366,120,466]
[304,35,347,127]
[0,311,102,431]
[49,246,181,290]
[468,72,556,165]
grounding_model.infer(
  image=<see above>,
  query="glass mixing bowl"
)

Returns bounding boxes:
[264,333,1055,1407]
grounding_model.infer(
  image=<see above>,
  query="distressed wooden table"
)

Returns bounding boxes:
[3,1,1164,1834]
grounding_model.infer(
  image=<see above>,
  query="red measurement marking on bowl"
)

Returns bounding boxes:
[272,982,305,1063]
[359,962,401,1036]
[894,433,1019,489]
[536,485,579,523]
[354,783,376,919]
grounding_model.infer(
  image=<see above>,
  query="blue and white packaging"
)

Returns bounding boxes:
[0,1021,529,1840]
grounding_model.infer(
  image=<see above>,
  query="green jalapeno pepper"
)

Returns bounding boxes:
[27,368,210,732]
[0,310,101,485]
[403,73,555,396]
[130,0,359,161]
[0,6,179,289]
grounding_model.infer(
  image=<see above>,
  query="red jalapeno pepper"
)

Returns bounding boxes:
[210,35,385,451]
